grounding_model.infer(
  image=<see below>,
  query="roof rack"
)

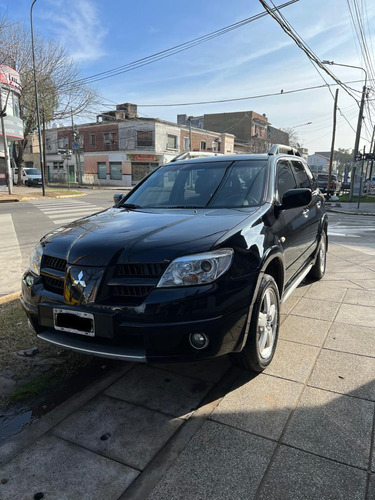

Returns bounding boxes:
[268,144,301,157]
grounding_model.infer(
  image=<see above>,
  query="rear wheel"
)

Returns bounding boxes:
[308,230,327,281]
[233,274,280,372]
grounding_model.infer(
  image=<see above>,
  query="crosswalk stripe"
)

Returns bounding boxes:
[51,210,101,219]
[43,207,101,214]
[31,199,105,225]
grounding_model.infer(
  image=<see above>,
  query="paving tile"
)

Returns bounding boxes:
[335,303,375,328]
[281,295,301,315]
[148,420,276,500]
[309,349,375,401]
[280,313,287,325]
[290,298,340,322]
[0,435,138,500]
[369,475,375,499]
[258,445,367,500]
[264,340,320,383]
[105,365,212,417]
[283,386,374,469]
[325,323,375,357]
[343,289,375,307]
[292,283,311,297]
[351,280,375,290]
[279,315,330,347]
[325,263,367,274]
[210,374,303,440]
[154,356,231,383]
[303,284,347,302]
[311,279,361,289]
[52,394,183,470]
[335,271,375,281]
[321,273,347,282]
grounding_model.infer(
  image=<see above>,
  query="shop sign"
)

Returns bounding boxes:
[0,65,22,95]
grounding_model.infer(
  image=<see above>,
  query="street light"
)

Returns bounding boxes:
[289,121,312,128]
[30,0,45,196]
[322,60,368,202]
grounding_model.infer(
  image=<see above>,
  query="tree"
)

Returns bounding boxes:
[333,148,352,179]
[0,18,100,181]
[281,127,299,148]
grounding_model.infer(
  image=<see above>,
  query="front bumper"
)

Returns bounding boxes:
[21,272,254,363]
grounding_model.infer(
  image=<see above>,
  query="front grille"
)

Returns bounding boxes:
[42,276,64,295]
[42,255,67,272]
[116,263,167,278]
[112,285,154,298]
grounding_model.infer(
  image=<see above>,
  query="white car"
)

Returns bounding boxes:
[14,168,42,187]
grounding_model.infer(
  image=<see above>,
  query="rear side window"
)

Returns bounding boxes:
[277,160,297,202]
[291,161,311,189]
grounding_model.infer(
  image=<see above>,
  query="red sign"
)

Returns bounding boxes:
[0,65,22,95]
[133,154,155,162]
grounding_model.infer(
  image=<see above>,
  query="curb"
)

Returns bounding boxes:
[0,198,19,203]
[0,292,20,305]
[327,207,375,216]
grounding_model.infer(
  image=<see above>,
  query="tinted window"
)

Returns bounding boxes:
[291,161,311,189]
[277,160,297,201]
[124,160,267,208]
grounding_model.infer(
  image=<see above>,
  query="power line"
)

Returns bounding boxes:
[60,0,299,89]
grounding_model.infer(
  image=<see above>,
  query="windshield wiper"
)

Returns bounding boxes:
[164,205,203,209]
[119,203,141,209]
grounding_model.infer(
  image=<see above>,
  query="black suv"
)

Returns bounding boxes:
[21,145,327,372]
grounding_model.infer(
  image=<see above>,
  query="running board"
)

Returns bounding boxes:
[281,263,313,304]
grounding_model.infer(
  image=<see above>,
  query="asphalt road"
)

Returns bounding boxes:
[1,191,374,295]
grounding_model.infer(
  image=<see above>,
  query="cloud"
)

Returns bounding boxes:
[40,0,107,62]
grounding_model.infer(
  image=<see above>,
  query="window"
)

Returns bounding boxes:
[137,130,153,147]
[104,132,117,145]
[167,134,178,149]
[110,162,122,180]
[53,161,64,170]
[98,162,106,179]
[58,137,69,149]
[291,161,311,189]
[46,138,51,150]
[13,95,20,118]
[183,137,189,150]
[200,141,206,151]
[90,134,96,146]
[277,160,297,202]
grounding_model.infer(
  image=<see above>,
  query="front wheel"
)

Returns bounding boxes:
[233,274,280,373]
[308,230,327,281]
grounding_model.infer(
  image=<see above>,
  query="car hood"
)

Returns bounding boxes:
[41,206,260,266]
[26,175,42,179]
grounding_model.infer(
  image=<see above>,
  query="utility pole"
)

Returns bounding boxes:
[327,88,339,201]
[358,145,365,209]
[0,88,13,195]
[42,110,47,184]
[188,116,192,151]
[350,85,368,201]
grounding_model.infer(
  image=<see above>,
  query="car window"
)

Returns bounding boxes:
[24,168,40,175]
[291,161,311,189]
[277,160,297,202]
[123,159,267,208]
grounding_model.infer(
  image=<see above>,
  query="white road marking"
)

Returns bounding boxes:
[30,199,105,225]
[0,214,23,295]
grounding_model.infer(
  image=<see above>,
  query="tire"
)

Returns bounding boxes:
[308,230,327,281]
[233,274,280,373]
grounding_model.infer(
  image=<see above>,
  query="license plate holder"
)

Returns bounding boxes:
[53,308,95,337]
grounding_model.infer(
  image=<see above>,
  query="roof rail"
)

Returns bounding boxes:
[268,144,301,157]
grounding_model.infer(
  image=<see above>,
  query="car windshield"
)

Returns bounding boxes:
[25,168,41,175]
[122,159,268,208]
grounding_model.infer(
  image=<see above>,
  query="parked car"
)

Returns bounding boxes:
[316,173,340,195]
[14,167,42,186]
[341,181,351,192]
[364,176,375,194]
[21,144,327,372]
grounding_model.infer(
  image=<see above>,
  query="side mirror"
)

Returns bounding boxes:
[281,188,312,210]
[113,193,124,205]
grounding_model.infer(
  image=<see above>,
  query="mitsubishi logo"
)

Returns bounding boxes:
[72,270,86,288]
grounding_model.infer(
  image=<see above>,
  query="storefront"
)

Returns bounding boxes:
[0,65,23,189]
[128,154,160,184]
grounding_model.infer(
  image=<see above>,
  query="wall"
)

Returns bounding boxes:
[83,152,131,186]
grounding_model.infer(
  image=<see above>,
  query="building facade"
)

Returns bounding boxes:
[0,65,23,188]
[44,104,235,186]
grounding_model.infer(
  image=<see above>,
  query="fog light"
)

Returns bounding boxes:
[189,333,209,350]
[24,274,34,287]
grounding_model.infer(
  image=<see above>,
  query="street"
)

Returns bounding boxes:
[1,193,375,296]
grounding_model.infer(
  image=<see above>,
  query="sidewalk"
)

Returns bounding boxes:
[327,201,375,216]
[0,243,374,499]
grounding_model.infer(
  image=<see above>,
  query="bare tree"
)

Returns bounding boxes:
[0,19,100,181]
[281,127,300,148]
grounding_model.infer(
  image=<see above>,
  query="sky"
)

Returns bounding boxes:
[1,0,375,155]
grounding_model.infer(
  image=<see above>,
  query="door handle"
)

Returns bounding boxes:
[302,208,309,218]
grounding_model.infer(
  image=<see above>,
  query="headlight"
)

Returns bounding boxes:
[157,249,233,287]
[29,243,43,276]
